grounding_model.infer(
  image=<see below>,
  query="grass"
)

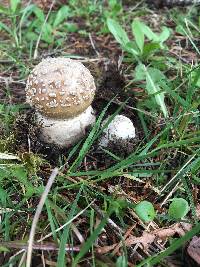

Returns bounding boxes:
[0,1,200,266]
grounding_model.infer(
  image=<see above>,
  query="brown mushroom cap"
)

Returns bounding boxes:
[25,57,96,119]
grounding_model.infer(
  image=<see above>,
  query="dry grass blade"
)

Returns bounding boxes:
[33,0,56,59]
[26,168,59,267]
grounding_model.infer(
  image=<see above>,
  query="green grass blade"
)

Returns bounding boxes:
[56,186,83,267]
[72,207,113,266]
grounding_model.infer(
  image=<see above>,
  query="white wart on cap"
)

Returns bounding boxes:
[25,57,96,119]
[25,57,96,147]
[99,115,136,148]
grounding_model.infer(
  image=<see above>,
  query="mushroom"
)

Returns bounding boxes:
[25,57,96,147]
[99,115,136,148]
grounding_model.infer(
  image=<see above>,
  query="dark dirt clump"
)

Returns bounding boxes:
[93,62,126,114]
[12,109,42,153]
[12,110,68,164]
[104,137,139,158]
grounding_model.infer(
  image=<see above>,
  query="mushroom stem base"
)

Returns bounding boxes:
[36,106,95,147]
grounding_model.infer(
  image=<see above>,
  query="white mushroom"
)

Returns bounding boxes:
[99,115,136,148]
[25,57,96,147]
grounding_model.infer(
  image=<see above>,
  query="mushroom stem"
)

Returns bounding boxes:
[37,106,95,147]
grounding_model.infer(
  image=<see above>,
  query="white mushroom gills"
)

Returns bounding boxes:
[25,57,96,147]
[99,115,136,148]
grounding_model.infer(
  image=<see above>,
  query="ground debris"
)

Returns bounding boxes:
[186,236,200,266]
[96,222,192,255]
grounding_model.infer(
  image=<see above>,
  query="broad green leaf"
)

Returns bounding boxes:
[168,198,190,220]
[134,200,156,222]
[142,42,160,57]
[134,63,146,80]
[53,5,71,28]
[42,23,53,43]
[108,0,121,9]
[25,31,38,41]
[140,22,158,42]
[107,18,130,48]
[144,66,168,117]
[131,20,144,53]
[66,22,77,32]
[125,41,140,56]
[33,6,45,22]
[132,20,170,47]
[10,0,21,13]
[158,26,171,43]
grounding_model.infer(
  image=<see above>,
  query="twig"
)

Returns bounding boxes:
[26,168,59,267]
[89,33,100,57]
[168,50,191,64]
[0,241,80,252]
